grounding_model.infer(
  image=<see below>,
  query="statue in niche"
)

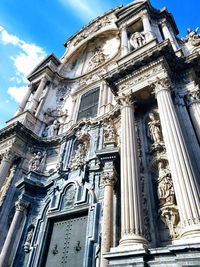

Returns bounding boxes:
[148,112,162,144]
[43,120,60,137]
[64,186,76,209]
[69,143,87,170]
[24,227,34,253]
[157,161,175,205]
[130,31,146,49]
[182,27,200,47]
[103,121,117,144]
[28,151,46,173]
[87,48,106,71]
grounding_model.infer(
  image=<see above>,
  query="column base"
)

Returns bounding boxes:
[180,224,200,240]
[119,233,148,248]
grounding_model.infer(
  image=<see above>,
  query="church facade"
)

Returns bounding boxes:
[0,0,200,266]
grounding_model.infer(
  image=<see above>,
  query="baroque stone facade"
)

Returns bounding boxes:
[0,1,200,266]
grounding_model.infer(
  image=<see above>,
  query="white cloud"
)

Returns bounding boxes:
[0,26,47,103]
[7,86,28,103]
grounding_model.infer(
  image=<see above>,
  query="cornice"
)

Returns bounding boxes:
[0,122,61,147]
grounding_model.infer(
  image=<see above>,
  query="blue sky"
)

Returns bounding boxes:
[0,0,199,128]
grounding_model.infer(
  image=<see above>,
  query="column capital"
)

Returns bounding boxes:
[141,9,148,18]
[185,87,200,106]
[102,172,117,187]
[160,18,168,27]
[116,93,135,108]
[15,200,29,213]
[150,77,171,96]
[2,149,15,162]
[119,23,128,31]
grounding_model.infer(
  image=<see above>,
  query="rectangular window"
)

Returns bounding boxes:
[77,87,100,121]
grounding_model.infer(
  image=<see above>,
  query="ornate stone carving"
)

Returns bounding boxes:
[150,77,171,95]
[28,151,46,173]
[102,172,117,187]
[42,120,60,137]
[185,87,200,106]
[15,201,29,213]
[116,93,134,107]
[3,150,15,161]
[72,16,114,47]
[64,185,76,209]
[24,226,34,253]
[87,48,106,72]
[157,161,180,238]
[130,31,146,49]
[55,83,71,106]
[182,27,200,47]
[103,121,117,145]
[69,143,87,170]
[148,112,162,145]
[118,64,163,91]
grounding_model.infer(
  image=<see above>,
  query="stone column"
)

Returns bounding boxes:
[101,170,117,267]
[100,81,108,115]
[152,77,200,239]
[0,201,29,267]
[29,76,48,113]
[141,10,154,42]
[160,19,178,51]
[15,83,32,116]
[121,25,129,57]
[118,94,147,247]
[0,150,14,190]
[185,87,200,143]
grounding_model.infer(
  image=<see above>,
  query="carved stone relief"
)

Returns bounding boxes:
[28,151,46,173]
[64,185,76,209]
[103,120,118,146]
[24,225,34,253]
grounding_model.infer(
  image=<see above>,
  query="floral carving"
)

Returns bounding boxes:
[102,172,117,187]
[64,185,76,209]
[103,121,117,145]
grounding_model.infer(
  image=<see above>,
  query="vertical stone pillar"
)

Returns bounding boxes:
[0,150,14,190]
[101,169,117,267]
[160,19,178,51]
[141,10,154,42]
[15,83,32,116]
[152,77,200,239]
[185,87,200,143]
[0,201,29,267]
[121,25,129,57]
[118,94,147,247]
[29,76,48,113]
[99,81,107,115]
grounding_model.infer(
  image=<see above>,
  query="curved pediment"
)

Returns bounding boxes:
[60,30,120,79]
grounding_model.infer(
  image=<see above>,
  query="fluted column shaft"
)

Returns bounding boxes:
[118,94,147,247]
[15,84,32,116]
[161,19,178,51]
[141,10,154,42]
[121,26,129,57]
[153,78,200,238]
[101,171,116,267]
[0,201,28,267]
[186,89,200,143]
[29,76,47,113]
[0,151,14,189]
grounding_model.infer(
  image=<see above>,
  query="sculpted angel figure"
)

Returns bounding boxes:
[148,112,162,144]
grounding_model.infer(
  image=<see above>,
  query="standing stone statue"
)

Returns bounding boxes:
[148,112,162,144]
[24,227,34,253]
[43,120,60,137]
[130,31,145,49]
